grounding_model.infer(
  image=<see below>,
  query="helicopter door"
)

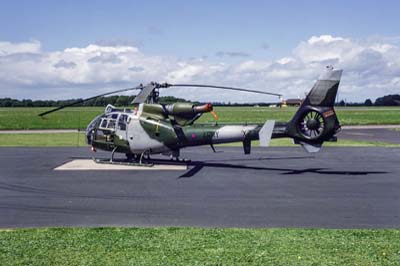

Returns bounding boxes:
[115,114,128,140]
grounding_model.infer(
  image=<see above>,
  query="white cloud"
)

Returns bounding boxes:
[64,44,138,54]
[0,40,41,55]
[53,60,77,69]
[1,36,400,102]
[294,35,361,63]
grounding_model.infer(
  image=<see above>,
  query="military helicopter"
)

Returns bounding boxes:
[39,67,343,164]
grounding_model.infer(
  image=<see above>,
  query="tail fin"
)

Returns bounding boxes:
[286,67,343,152]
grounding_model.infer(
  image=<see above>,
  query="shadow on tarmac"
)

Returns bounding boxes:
[67,155,389,178]
[178,162,388,178]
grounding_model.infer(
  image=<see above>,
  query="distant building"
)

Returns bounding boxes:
[285,98,303,106]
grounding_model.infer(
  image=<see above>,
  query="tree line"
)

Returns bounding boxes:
[0,94,399,107]
[0,95,193,107]
[337,95,400,106]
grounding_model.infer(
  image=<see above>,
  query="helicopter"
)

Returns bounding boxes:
[39,66,343,164]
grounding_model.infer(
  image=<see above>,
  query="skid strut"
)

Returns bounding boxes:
[110,146,118,162]
[94,157,154,167]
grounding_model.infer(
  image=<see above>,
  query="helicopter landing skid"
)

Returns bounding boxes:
[170,157,191,163]
[93,158,154,167]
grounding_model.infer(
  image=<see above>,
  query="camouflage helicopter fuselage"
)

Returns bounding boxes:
[63,67,341,161]
[86,102,287,158]
[86,67,343,159]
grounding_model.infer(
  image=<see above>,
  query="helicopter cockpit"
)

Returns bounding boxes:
[86,112,130,145]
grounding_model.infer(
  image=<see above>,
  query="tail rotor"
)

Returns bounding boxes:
[286,66,343,152]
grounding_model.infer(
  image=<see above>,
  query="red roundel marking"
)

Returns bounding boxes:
[191,133,197,139]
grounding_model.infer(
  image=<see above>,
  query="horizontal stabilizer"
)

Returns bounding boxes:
[259,120,275,147]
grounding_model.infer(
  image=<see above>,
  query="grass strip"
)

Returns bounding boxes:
[0,227,399,266]
[1,106,399,130]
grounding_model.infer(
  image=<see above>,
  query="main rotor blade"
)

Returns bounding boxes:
[38,85,143,117]
[167,84,282,97]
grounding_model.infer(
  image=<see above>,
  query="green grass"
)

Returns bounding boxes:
[0,106,399,130]
[201,106,400,126]
[0,133,398,147]
[0,227,399,266]
[0,107,103,130]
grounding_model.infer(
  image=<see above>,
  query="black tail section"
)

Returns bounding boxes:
[286,67,342,152]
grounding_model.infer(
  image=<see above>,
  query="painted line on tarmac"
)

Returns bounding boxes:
[342,125,400,129]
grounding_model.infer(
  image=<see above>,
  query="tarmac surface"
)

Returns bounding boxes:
[0,146,399,229]
[340,127,400,144]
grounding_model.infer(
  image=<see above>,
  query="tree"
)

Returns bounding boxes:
[375,94,400,106]
[115,96,130,106]
[337,100,345,106]
[364,99,373,106]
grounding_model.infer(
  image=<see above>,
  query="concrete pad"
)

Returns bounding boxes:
[55,159,187,171]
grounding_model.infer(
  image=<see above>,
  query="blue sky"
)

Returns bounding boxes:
[0,0,400,101]
[2,0,399,58]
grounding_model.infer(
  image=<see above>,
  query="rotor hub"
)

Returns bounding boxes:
[298,110,325,140]
[306,119,320,130]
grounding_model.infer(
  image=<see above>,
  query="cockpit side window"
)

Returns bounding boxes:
[100,119,108,128]
[108,120,116,129]
[98,113,118,131]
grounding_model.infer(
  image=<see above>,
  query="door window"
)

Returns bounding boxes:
[118,114,128,131]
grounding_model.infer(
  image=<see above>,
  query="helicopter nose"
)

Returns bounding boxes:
[86,130,92,145]
[85,122,95,145]
[85,125,93,144]
[86,115,102,145]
